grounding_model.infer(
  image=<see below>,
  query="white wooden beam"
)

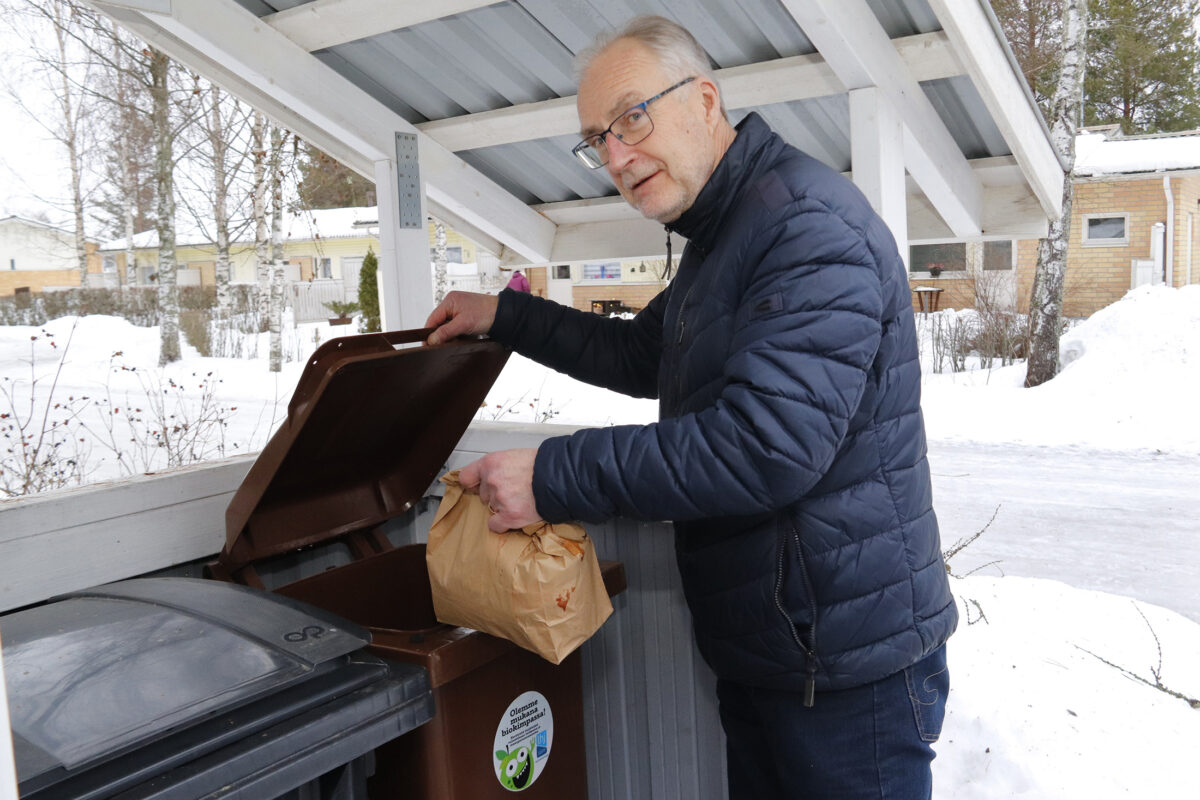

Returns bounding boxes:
[374,155,434,329]
[0,628,16,800]
[0,458,251,613]
[514,166,1047,266]
[924,0,1064,220]
[850,87,908,264]
[779,0,983,238]
[88,0,556,264]
[265,0,500,53]
[418,31,962,152]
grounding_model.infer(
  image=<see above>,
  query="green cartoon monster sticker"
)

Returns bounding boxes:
[493,691,552,791]
[496,745,534,791]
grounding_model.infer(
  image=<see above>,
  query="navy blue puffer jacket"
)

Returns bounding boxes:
[489,113,957,693]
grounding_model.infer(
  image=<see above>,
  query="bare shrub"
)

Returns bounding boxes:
[0,324,92,497]
[969,270,1029,369]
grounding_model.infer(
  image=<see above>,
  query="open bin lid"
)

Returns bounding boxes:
[221,329,509,572]
[2,578,375,789]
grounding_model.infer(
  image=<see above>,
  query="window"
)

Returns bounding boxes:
[983,241,1013,271]
[319,257,332,279]
[102,255,116,273]
[582,262,622,281]
[1082,214,1129,246]
[553,264,571,280]
[909,243,966,274]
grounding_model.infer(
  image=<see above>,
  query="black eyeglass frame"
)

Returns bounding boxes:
[571,76,696,169]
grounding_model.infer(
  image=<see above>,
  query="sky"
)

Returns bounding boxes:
[2,283,1199,798]
[0,0,77,225]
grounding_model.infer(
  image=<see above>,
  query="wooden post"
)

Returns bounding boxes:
[850,87,908,266]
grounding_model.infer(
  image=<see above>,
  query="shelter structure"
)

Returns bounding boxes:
[85,0,1062,329]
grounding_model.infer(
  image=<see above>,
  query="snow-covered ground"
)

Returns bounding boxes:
[2,284,1199,798]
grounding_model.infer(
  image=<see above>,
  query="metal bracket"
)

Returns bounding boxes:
[395,133,422,229]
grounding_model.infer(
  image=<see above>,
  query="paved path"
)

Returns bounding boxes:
[927,441,1200,624]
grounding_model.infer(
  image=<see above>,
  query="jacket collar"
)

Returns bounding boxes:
[665,112,774,252]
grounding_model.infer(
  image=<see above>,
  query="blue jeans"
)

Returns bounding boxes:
[717,645,949,800]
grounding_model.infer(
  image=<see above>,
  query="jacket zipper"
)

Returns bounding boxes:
[672,278,699,404]
[774,527,820,706]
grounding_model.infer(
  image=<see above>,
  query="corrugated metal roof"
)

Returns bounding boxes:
[233,0,1018,207]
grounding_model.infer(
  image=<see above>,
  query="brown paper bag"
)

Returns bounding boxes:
[426,471,613,664]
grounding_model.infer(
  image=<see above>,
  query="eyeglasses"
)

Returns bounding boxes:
[572,76,696,169]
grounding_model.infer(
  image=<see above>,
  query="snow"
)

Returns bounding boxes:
[1074,128,1200,177]
[919,285,1200,454]
[3,284,1200,798]
[96,205,380,251]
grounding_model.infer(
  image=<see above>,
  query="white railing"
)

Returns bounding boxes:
[291,279,348,323]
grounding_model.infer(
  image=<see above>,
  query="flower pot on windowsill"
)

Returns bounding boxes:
[927,265,944,278]
[328,316,354,326]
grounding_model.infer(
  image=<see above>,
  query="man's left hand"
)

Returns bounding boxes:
[458,448,540,532]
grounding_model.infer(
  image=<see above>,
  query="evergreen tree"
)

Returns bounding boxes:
[294,142,375,210]
[990,0,1065,112]
[1085,0,1200,133]
[358,248,380,333]
[993,0,1200,134]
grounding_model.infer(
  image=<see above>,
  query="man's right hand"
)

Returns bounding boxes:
[424,291,500,345]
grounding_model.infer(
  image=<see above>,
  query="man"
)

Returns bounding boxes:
[425,16,957,799]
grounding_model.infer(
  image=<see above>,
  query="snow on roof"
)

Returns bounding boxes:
[98,206,380,251]
[1,214,99,243]
[1074,127,1200,177]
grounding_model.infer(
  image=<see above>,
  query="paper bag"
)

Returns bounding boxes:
[426,471,613,664]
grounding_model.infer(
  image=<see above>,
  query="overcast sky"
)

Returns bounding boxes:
[0,1,75,226]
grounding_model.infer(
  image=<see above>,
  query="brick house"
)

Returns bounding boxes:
[0,215,102,296]
[909,127,1200,317]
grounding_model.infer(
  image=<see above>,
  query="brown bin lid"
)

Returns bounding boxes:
[221,328,509,571]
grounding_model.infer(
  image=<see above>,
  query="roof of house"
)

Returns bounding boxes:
[1,214,99,243]
[1074,127,1200,177]
[98,206,381,252]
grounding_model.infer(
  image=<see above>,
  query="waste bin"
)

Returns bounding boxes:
[1,577,434,800]
[208,329,626,798]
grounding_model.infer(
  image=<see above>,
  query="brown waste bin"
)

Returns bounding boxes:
[209,329,625,799]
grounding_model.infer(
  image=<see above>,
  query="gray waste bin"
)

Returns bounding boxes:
[1,577,433,800]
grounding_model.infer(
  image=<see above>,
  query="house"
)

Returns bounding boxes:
[98,207,480,293]
[0,215,102,296]
[909,126,1200,316]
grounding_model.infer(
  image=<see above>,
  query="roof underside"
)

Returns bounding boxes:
[235,0,1012,207]
[90,0,1063,266]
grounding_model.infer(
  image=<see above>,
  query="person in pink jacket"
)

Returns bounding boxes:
[505,270,531,293]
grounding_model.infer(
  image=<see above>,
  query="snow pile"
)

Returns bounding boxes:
[921,285,1200,455]
[938,575,1200,799]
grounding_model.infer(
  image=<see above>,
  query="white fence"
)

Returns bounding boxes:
[291,279,347,323]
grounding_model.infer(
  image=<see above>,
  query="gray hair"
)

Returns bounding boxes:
[575,15,726,118]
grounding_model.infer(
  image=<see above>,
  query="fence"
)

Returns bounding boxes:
[291,279,347,323]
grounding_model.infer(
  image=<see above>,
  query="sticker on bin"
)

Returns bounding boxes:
[493,690,553,792]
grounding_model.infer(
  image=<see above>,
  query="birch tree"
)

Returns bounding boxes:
[268,125,288,373]
[1025,0,1087,388]
[252,111,270,333]
[433,219,448,304]
[4,0,101,286]
[175,83,253,321]
[149,47,183,365]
